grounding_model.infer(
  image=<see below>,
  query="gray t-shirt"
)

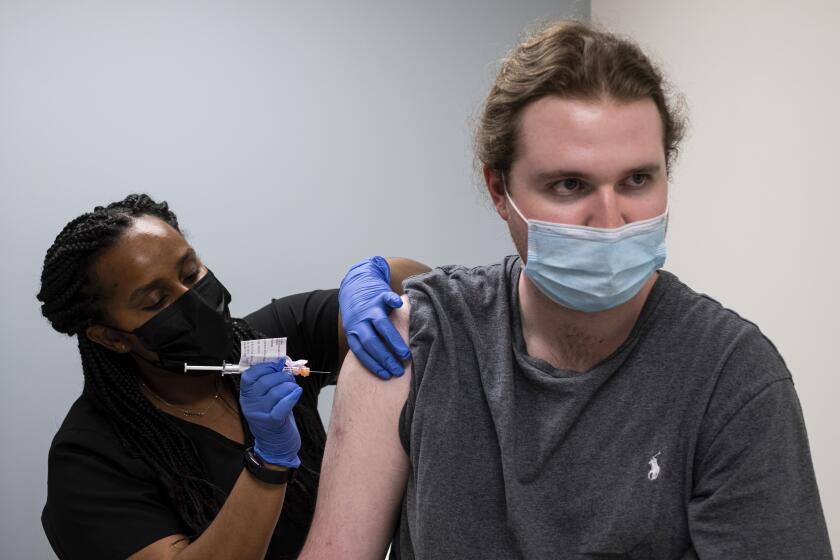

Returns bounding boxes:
[397,256,831,559]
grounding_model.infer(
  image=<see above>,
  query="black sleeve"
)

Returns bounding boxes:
[42,428,185,560]
[244,289,340,391]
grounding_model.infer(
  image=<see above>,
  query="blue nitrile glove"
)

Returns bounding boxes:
[339,256,410,379]
[239,359,302,467]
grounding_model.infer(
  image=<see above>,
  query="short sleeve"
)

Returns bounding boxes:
[244,289,340,391]
[688,379,832,559]
[42,428,185,560]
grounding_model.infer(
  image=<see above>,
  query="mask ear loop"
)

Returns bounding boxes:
[501,172,529,224]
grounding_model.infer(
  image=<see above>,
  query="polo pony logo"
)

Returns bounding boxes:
[648,452,662,481]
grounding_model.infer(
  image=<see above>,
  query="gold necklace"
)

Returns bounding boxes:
[141,379,221,417]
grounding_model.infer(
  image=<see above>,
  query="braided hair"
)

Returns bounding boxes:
[37,194,316,539]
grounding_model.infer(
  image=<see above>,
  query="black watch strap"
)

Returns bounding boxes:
[243,447,296,485]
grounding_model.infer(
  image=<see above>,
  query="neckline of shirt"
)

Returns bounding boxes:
[507,255,673,380]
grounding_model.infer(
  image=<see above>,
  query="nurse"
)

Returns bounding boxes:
[37,193,425,559]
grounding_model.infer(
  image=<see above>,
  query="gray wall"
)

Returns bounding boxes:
[0,1,589,557]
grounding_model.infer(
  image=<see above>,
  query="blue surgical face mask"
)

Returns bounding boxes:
[506,191,668,313]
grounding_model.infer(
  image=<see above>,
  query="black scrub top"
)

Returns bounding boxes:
[42,290,339,560]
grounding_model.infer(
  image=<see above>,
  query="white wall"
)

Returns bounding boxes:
[593,0,839,552]
[0,1,588,557]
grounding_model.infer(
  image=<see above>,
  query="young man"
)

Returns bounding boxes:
[300,22,832,559]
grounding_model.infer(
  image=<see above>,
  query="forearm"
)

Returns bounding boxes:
[385,257,431,293]
[130,468,288,560]
[179,468,287,559]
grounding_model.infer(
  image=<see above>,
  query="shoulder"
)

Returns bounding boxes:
[47,391,158,487]
[404,257,514,295]
[654,271,763,339]
[656,270,789,383]
[243,289,338,336]
[654,272,794,437]
[45,393,161,511]
[49,391,122,452]
[404,257,517,322]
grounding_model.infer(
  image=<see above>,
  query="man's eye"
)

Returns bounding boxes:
[626,173,650,188]
[551,178,584,194]
[184,271,200,284]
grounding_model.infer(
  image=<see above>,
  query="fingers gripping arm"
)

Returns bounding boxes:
[337,257,430,379]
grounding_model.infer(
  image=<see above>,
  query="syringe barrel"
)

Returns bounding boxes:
[182,362,318,376]
[183,362,243,374]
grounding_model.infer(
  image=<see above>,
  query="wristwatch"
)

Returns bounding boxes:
[243,446,296,485]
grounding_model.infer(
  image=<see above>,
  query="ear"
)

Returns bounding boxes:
[483,164,511,221]
[85,325,132,354]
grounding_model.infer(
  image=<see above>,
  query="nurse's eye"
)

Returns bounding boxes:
[144,296,167,312]
[184,271,200,285]
[550,178,585,195]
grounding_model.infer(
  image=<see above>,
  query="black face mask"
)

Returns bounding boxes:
[129,270,233,374]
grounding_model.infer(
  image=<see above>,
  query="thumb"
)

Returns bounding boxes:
[383,292,403,309]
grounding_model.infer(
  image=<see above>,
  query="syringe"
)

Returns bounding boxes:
[183,362,330,378]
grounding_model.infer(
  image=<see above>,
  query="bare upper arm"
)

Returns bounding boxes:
[301,296,413,560]
[127,534,189,560]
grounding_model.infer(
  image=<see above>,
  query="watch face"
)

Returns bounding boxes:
[246,448,261,468]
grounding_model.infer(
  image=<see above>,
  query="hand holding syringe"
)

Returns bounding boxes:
[184,361,330,378]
